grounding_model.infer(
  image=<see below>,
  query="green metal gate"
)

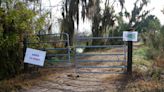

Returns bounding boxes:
[74,36,127,74]
[24,33,71,68]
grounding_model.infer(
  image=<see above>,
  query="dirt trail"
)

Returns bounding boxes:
[21,68,128,92]
[20,44,164,92]
[21,49,129,92]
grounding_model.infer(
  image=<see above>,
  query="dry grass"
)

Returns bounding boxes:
[1,45,164,92]
[0,68,66,92]
[102,70,164,92]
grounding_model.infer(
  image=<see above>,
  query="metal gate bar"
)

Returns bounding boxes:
[75,60,126,62]
[77,72,126,74]
[77,66,127,68]
[25,33,71,68]
[75,36,127,74]
[76,45,125,48]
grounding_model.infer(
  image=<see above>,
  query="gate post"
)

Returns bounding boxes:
[127,28,134,75]
[127,41,132,75]
[23,35,28,72]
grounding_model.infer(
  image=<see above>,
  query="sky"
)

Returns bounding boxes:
[42,0,164,33]
[124,0,164,24]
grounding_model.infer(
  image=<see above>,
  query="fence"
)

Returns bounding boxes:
[74,36,127,74]
[24,33,71,68]
[24,34,129,74]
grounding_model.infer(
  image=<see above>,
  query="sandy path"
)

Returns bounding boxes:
[21,69,126,92]
[21,49,129,92]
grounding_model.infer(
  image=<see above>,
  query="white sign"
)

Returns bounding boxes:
[24,48,46,66]
[123,31,138,41]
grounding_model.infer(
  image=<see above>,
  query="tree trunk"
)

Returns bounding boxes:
[67,17,74,46]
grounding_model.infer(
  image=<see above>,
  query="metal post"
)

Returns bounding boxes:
[23,35,28,72]
[127,28,134,75]
[66,33,71,63]
[127,41,132,75]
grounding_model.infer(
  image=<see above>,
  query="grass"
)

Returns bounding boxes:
[111,44,164,92]
[0,68,64,92]
[132,44,163,82]
[0,44,163,92]
[133,46,153,67]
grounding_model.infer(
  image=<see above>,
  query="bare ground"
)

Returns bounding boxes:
[20,68,128,92]
[20,48,163,92]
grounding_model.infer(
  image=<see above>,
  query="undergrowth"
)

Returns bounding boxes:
[133,44,163,81]
[0,68,61,92]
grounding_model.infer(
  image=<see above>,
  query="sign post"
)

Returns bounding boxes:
[127,40,133,75]
[123,30,138,75]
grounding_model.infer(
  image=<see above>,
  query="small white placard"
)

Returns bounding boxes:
[123,31,138,41]
[24,48,46,66]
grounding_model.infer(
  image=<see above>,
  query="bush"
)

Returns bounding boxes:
[0,1,46,80]
[144,30,164,67]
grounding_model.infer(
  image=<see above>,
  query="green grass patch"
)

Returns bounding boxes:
[133,45,153,70]
[133,46,149,59]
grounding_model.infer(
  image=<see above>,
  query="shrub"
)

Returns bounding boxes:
[144,30,164,67]
[0,1,46,80]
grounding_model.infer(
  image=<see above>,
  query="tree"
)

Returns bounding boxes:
[60,0,80,46]
[120,0,150,29]
[90,0,116,45]
[140,15,160,32]
[0,0,46,80]
[137,15,160,43]
[144,8,164,66]
[60,0,125,46]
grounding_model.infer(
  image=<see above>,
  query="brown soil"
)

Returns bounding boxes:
[19,48,164,92]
